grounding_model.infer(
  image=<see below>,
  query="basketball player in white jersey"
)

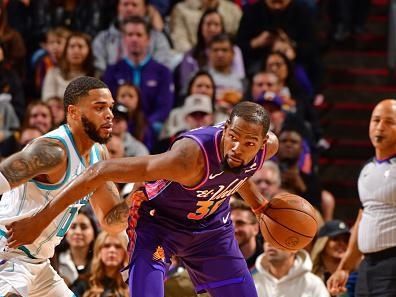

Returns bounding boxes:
[0,77,129,296]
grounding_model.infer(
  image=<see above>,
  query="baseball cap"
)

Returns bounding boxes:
[255,91,283,111]
[318,220,350,238]
[113,103,129,121]
[183,94,213,116]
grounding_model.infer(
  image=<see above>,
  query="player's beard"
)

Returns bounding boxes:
[81,115,111,144]
[220,155,244,174]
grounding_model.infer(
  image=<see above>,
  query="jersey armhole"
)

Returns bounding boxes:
[178,135,210,191]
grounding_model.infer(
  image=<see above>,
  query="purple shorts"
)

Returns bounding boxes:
[128,215,256,296]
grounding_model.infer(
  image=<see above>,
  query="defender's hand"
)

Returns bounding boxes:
[6,216,44,248]
[327,269,349,296]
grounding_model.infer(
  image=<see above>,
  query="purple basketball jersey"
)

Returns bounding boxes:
[141,123,267,230]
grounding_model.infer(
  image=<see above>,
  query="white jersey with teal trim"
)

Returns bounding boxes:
[0,124,102,261]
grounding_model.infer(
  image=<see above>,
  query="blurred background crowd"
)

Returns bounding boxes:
[0,0,392,296]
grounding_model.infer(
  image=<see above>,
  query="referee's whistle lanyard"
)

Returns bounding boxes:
[124,55,152,87]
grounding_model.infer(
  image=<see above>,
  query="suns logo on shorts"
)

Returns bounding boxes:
[152,246,165,262]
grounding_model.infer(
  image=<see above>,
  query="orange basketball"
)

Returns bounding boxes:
[259,192,318,251]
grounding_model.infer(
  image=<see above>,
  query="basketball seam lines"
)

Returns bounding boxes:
[264,213,314,238]
[268,206,318,223]
[262,216,298,251]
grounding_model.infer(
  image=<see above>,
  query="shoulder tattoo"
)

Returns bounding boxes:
[0,138,65,187]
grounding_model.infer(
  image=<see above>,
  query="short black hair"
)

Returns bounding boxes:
[121,16,151,36]
[229,102,270,136]
[63,76,108,113]
[208,33,234,48]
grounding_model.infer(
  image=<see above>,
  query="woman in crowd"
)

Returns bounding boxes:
[47,96,66,127]
[42,32,95,101]
[114,83,152,153]
[22,101,54,134]
[177,9,244,96]
[264,51,323,147]
[115,83,147,143]
[0,0,26,77]
[51,208,99,296]
[311,220,358,297]
[83,231,129,297]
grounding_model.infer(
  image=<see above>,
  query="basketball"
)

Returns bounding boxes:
[259,192,318,251]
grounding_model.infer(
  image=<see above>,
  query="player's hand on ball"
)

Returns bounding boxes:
[327,269,349,296]
[6,216,44,248]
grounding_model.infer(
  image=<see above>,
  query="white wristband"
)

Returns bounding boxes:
[0,171,11,194]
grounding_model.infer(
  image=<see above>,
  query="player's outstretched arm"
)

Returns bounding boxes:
[0,138,66,192]
[327,209,363,295]
[6,138,203,247]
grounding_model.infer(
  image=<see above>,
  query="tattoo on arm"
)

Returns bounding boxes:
[104,182,129,226]
[0,138,65,187]
[105,201,129,226]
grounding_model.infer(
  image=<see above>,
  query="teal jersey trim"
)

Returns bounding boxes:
[29,134,71,191]
[64,124,86,166]
[0,229,37,259]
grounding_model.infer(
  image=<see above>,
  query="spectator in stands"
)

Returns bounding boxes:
[251,160,282,198]
[231,199,262,272]
[103,16,174,150]
[30,0,108,44]
[17,126,43,150]
[253,241,330,297]
[276,127,322,211]
[115,82,148,144]
[106,134,126,159]
[32,27,71,97]
[119,0,165,31]
[312,220,358,297]
[42,32,95,101]
[0,100,20,145]
[170,0,241,53]
[0,100,20,157]
[269,30,314,99]
[187,70,216,101]
[208,34,245,105]
[22,101,54,134]
[82,231,129,297]
[0,42,25,122]
[111,103,149,157]
[237,0,320,91]
[93,0,177,73]
[250,71,279,100]
[47,96,66,127]
[264,51,322,144]
[184,69,216,108]
[177,9,244,96]
[51,208,99,296]
[158,94,214,153]
[0,0,26,77]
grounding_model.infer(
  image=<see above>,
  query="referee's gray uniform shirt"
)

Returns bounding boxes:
[358,157,396,253]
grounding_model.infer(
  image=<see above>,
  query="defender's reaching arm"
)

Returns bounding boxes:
[7,138,203,247]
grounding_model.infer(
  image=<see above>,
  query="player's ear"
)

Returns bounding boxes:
[68,105,80,120]
[224,120,231,132]
[261,134,269,149]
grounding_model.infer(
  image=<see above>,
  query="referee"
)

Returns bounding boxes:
[327,99,396,297]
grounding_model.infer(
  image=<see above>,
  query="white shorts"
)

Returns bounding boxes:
[0,258,74,297]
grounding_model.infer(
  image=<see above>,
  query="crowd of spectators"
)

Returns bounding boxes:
[0,0,372,296]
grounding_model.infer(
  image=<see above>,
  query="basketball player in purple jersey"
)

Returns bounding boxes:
[7,102,278,297]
